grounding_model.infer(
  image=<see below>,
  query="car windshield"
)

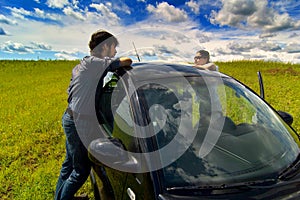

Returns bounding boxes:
[136,75,300,188]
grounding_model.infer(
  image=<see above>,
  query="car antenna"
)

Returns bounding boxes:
[132,42,141,62]
[257,71,265,99]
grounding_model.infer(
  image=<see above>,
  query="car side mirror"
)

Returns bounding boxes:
[88,137,140,172]
[277,111,293,126]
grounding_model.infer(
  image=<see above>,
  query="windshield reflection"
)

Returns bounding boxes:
[138,76,299,187]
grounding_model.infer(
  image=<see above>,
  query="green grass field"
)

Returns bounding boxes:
[0,60,299,199]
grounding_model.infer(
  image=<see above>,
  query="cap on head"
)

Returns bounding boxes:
[197,50,210,59]
[89,30,119,51]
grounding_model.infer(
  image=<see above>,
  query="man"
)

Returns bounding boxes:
[193,50,218,71]
[55,30,132,200]
[193,50,222,128]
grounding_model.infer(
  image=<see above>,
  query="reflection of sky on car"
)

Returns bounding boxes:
[159,77,299,187]
[115,96,133,128]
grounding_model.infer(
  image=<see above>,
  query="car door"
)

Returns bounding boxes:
[122,171,156,200]
[109,75,157,200]
[96,72,136,199]
[96,71,165,200]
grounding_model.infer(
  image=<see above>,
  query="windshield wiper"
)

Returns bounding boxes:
[167,179,277,194]
[278,153,300,180]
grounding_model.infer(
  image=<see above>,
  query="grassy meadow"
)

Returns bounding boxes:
[0,60,299,199]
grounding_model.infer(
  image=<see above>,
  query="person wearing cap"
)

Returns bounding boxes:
[193,50,218,71]
[55,30,132,200]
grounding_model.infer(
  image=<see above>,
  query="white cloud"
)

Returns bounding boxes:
[6,7,31,20]
[63,7,85,21]
[46,0,69,8]
[34,8,44,17]
[30,42,52,50]
[247,1,296,32]
[0,14,17,25]
[147,2,188,23]
[186,0,200,14]
[210,0,300,33]
[226,0,256,16]
[89,3,120,25]
[114,24,204,63]
[71,0,80,9]
[153,44,186,61]
[289,32,299,38]
[108,1,131,15]
[224,39,282,57]
[1,41,34,54]
[204,31,300,63]
[195,31,211,43]
[210,0,256,27]
[5,6,61,22]
[259,32,277,38]
[284,43,300,53]
[1,41,52,54]
[55,52,79,60]
[34,8,61,21]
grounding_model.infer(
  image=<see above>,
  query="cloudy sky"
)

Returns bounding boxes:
[1,0,300,63]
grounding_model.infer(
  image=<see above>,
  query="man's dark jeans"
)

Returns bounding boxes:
[55,111,91,200]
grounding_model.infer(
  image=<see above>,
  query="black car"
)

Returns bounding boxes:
[88,62,300,200]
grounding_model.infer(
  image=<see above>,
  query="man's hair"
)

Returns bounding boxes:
[89,30,119,51]
[196,50,210,60]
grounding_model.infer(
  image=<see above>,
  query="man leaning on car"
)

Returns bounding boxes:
[54,30,132,200]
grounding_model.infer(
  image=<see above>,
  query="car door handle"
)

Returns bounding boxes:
[127,188,136,200]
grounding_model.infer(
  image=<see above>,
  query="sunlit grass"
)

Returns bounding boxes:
[0,60,94,199]
[217,60,300,133]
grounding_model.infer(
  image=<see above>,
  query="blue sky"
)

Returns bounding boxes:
[1,0,300,63]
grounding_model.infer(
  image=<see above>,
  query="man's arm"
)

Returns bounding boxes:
[108,57,132,71]
[194,63,217,71]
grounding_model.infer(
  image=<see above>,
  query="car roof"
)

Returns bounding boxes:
[122,61,229,82]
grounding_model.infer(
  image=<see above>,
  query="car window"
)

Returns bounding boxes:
[136,76,299,188]
[96,72,120,134]
[96,72,139,152]
[137,82,195,149]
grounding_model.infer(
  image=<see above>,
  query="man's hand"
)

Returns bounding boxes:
[119,57,132,67]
